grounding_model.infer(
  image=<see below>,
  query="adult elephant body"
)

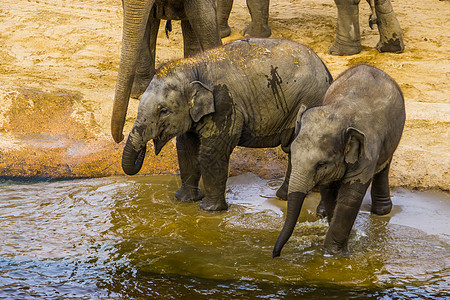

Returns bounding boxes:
[217,0,404,55]
[122,39,333,211]
[111,0,222,144]
[273,65,405,257]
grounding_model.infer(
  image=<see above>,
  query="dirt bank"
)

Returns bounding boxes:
[0,0,448,190]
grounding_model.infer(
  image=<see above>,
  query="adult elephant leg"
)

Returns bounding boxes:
[216,0,233,38]
[174,132,203,203]
[243,0,271,38]
[370,162,393,215]
[275,151,291,201]
[181,20,202,58]
[184,0,222,55]
[131,14,160,99]
[329,0,362,56]
[374,0,404,53]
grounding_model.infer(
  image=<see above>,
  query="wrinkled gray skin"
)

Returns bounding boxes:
[216,0,404,56]
[273,65,405,257]
[122,39,332,211]
[216,0,271,38]
[111,0,222,144]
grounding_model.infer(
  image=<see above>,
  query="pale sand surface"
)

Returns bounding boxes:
[0,0,448,190]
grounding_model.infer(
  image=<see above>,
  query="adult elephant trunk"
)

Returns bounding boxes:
[122,133,147,175]
[111,0,155,143]
[272,192,307,258]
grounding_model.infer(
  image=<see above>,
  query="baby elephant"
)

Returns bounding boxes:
[273,65,405,257]
[121,39,332,212]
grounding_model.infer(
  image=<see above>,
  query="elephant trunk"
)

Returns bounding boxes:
[272,192,307,258]
[111,0,154,143]
[122,133,147,175]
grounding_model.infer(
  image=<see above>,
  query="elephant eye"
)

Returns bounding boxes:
[158,107,169,118]
[316,162,328,170]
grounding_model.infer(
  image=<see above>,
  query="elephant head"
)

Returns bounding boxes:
[122,73,215,175]
[272,105,370,257]
[111,0,156,144]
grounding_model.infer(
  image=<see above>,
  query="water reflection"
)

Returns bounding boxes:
[0,174,448,298]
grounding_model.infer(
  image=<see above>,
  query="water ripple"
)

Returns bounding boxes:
[0,174,448,298]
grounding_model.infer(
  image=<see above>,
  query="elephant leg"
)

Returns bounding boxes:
[374,0,404,53]
[198,136,239,211]
[318,182,339,221]
[276,151,291,201]
[216,0,233,38]
[329,0,362,56]
[243,0,271,38]
[184,0,222,55]
[174,132,204,203]
[324,180,370,254]
[181,20,202,58]
[131,13,160,99]
[370,162,392,215]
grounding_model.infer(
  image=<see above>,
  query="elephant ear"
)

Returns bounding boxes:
[189,81,215,122]
[344,127,371,164]
[295,105,308,137]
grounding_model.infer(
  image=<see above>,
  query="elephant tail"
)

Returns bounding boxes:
[165,20,172,38]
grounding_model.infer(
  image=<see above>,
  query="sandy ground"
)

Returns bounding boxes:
[0,0,448,191]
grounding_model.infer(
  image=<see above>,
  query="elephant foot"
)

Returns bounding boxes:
[275,182,288,201]
[376,36,404,53]
[324,234,349,255]
[371,197,392,215]
[199,197,228,212]
[131,76,152,99]
[219,24,231,38]
[175,186,203,203]
[328,40,362,56]
[242,23,271,38]
[324,242,349,256]
[316,200,327,219]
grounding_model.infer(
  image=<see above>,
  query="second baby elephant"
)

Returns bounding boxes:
[122,38,332,211]
[273,65,405,257]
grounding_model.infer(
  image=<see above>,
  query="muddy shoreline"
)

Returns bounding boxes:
[0,0,448,191]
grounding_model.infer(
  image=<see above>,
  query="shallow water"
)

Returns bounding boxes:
[0,173,448,299]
